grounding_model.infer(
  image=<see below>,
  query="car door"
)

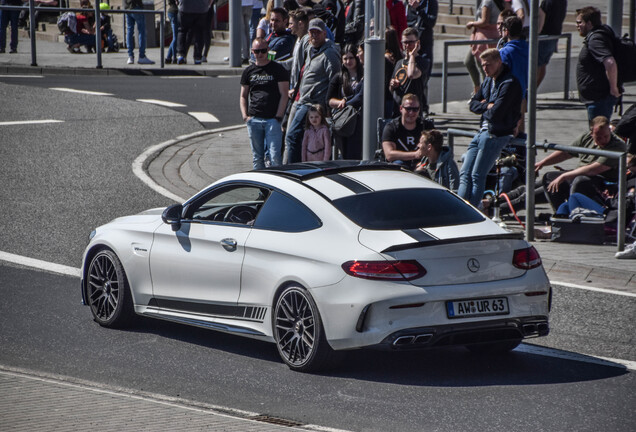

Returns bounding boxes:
[149,184,268,309]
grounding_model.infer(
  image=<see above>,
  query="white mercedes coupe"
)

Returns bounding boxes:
[81,162,551,372]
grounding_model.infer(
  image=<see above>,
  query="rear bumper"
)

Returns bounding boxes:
[376,315,549,350]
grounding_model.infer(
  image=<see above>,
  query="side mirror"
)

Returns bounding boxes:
[162,204,183,231]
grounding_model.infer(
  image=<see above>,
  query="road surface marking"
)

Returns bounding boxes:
[0,119,63,126]
[1,250,634,374]
[0,251,81,277]
[0,75,44,78]
[517,344,636,371]
[551,280,636,298]
[136,99,187,108]
[160,76,210,79]
[49,87,113,96]
[188,112,220,122]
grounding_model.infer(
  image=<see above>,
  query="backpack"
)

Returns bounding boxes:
[614,34,636,84]
[596,25,636,84]
[57,12,77,35]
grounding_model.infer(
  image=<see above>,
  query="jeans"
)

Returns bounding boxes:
[126,12,146,58]
[167,11,178,60]
[542,171,607,212]
[586,94,618,123]
[247,117,283,169]
[498,166,519,194]
[285,102,310,164]
[556,192,605,216]
[458,130,511,207]
[0,9,19,51]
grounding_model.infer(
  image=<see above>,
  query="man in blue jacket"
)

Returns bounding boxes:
[458,48,522,207]
[265,8,296,61]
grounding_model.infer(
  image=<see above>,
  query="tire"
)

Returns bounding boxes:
[465,339,522,354]
[86,249,135,328]
[273,285,340,372]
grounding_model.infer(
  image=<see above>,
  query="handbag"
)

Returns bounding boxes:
[331,105,358,137]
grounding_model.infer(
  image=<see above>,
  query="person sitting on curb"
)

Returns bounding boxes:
[535,115,627,213]
[415,129,460,191]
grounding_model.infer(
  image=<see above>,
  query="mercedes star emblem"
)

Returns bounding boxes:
[467,258,480,273]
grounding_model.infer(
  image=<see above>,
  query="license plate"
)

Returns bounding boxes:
[446,297,509,319]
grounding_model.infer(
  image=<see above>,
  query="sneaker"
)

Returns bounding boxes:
[9,49,17,54]
[0,49,5,54]
[615,243,636,259]
[201,56,207,63]
[177,56,186,64]
[137,56,155,65]
[165,57,172,64]
[194,59,202,65]
[127,56,134,64]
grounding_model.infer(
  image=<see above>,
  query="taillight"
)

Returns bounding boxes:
[341,260,426,281]
[513,246,542,270]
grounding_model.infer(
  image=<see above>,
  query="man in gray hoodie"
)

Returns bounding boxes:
[284,18,340,164]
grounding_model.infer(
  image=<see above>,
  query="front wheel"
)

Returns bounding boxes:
[273,286,339,372]
[86,249,135,328]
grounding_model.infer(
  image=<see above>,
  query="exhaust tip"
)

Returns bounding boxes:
[393,336,415,346]
[414,334,433,344]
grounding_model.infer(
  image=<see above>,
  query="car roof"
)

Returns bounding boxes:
[257,160,408,180]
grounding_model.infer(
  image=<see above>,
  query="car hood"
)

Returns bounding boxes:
[358,220,529,286]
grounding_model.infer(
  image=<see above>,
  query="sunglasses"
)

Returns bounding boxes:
[402,40,417,46]
[252,48,268,54]
[402,106,420,113]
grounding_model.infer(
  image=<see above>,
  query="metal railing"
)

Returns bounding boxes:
[441,33,572,112]
[0,3,165,68]
[446,127,627,251]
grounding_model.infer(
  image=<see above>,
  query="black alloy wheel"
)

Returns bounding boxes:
[87,249,134,328]
[274,286,339,372]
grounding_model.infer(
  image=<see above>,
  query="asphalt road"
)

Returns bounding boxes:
[1,77,634,432]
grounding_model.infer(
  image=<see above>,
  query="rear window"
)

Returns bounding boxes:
[332,188,485,230]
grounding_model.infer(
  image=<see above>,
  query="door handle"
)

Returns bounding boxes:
[221,238,237,252]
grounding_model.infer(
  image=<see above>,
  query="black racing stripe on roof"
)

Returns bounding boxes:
[402,229,439,242]
[325,173,374,194]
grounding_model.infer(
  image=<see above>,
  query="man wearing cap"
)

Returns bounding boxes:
[284,18,340,164]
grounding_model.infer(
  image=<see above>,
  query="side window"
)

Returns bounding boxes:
[186,186,269,226]
[253,191,322,232]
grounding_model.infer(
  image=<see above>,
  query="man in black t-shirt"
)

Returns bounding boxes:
[390,27,430,116]
[575,6,621,123]
[381,94,425,170]
[240,38,290,170]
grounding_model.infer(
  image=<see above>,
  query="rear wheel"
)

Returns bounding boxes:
[273,285,339,372]
[465,339,522,354]
[86,249,134,328]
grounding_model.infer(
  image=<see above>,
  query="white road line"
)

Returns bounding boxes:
[188,112,220,122]
[49,87,113,96]
[0,75,44,78]
[1,250,634,375]
[160,76,210,79]
[0,119,64,126]
[550,280,636,298]
[517,344,636,371]
[136,99,187,108]
[0,251,81,278]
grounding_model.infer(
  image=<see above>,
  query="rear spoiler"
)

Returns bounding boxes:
[382,232,525,253]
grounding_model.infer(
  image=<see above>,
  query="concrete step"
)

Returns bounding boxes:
[435,22,473,37]
[18,28,64,44]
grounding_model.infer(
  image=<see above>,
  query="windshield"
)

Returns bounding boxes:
[332,188,485,230]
